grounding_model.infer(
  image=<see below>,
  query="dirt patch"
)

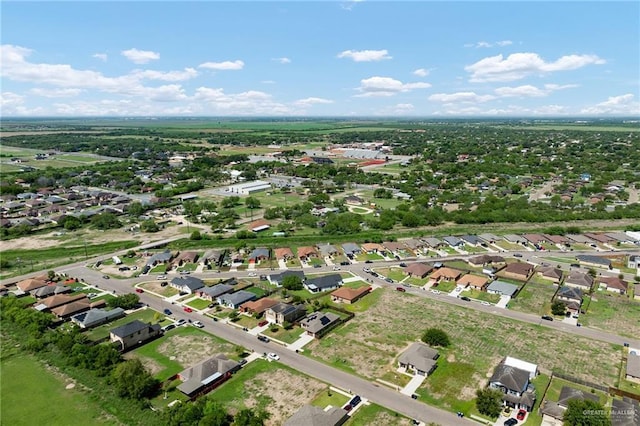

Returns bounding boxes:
[157,334,235,367]
[241,369,326,426]
[124,353,164,376]
[365,411,408,426]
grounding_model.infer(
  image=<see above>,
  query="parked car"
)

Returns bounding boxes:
[258,335,270,343]
[313,264,322,268]
[193,321,204,328]
[396,286,406,292]
[541,315,554,321]
[481,301,491,306]
[333,266,341,271]
[157,275,167,280]
[430,289,441,294]
[364,260,373,264]
[160,281,168,287]
[248,272,257,277]
[176,319,186,326]
[258,320,268,327]
[516,409,526,421]
[184,307,193,313]
[135,288,144,293]
[570,263,580,268]
[460,296,471,301]
[504,419,518,426]
[102,275,110,279]
[340,261,350,266]
[349,395,362,407]
[179,270,191,275]
[399,262,407,267]
[502,406,512,417]
[163,309,172,315]
[208,303,217,308]
[266,352,279,361]
[385,278,394,283]
[344,404,353,412]
[162,324,175,332]
[513,253,523,258]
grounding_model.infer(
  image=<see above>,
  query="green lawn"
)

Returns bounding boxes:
[581,292,640,339]
[544,376,608,405]
[310,388,349,408]
[431,280,457,293]
[186,298,211,310]
[344,402,409,426]
[263,325,305,344]
[460,288,501,303]
[356,252,384,262]
[1,354,116,425]
[85,308,161,341]
[244,286,267,298]
[508,281,557,316]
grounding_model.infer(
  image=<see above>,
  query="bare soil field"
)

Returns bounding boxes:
[306,289,621,406]
[241,369,326,426]
[157,334,235,367]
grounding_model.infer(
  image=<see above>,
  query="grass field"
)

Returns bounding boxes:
[305,288,622,413]
[1,353,116,425]
[344,403,409,426]
[581,292,640,339]
[508,281,557,315]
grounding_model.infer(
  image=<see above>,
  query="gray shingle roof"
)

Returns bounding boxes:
[284,404,347,426]
[110,320,156,338]
[487,280,519,296]
[398,342,439,373]
[199,284,234,299]
[305,274,342,291]
[300,311,340,334]
[490,364,529,393]
[217,290,256,307]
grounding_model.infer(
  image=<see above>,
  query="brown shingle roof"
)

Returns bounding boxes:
[430,267,462,280]
[404,263,432,278]
[239,298,279,314]
[297,246,318,258]
[504,262,534,276]
[17,278,48,292]
[457,274,488,288]
[331,286,370,302]
[599,276,628,291]
[273,247,294,259]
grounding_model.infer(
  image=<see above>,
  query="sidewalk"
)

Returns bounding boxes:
[400,373,426,396]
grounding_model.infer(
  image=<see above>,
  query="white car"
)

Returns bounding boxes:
[193,321,204,328]
[248,272,257,277]
[481,301,491,306]
[157,275,167,280]
[430,289,440,294]
[267,352,280,361]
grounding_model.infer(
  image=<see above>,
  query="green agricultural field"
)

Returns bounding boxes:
[1,354,116,426]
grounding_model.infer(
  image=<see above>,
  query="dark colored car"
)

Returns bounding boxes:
[257,335,270,343]
[513,253,523,258]
[343,404,352,412]
[258,320,268,327]
[516,409,526,421]
[504,418,518,426]
[160,281,168,287]
[460,296,471,301]
[184,307,193,313]
[340,261,350,266]
[396,286,406,292]
[313,264,322,268]
[399,262,407,267]
[364,260,373,264]
[349,395,361,407]
[135,288,144,293]
[163,309,172,315]
[385,278,394,283]
[541,315,554,321]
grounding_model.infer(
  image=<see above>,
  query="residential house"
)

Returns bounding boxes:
[478,233,500,244]
[488,358,537,412]
[273,247,294,261]
[71,307,125,329]
[611,398,640,426]
[170,276,205,294]
[564,271,594,291]
[201,249,226,267]
[584,232,615,244]
[249,247,270,263]
[317,243,340,257]
[536,266,563,283]
[268,270,306,287]
[523,234,548,245]
[457,274,489,291]
[429,267,462,284]
[284,404,348,426]
[32,284,72,299]
[541,386,600,423]
[109,320,161,351]
[501,262,534,281]
[545,234,569,246]
[173,251,199,267]
[402,238,425,251]
[239,298,279,315]
[487,281,519,297]
[468,255,505,267]
[146,249,173,267]
[304,274,343,293]
[423,237,446,249]
[397,342,440,376]
[265,302,307,325]
[177,354,241,397]
[331,286,371,304]
[344,195,364,205]
[361,242,385,254]
[576,255,612,269]
[460,235,482,246]
[300,311,341,338]
[297,246,319,261]
[17,278,48,293]
[51,299,105,319]
[341,243,361,257]
[504,234,528,245]
[598,276,628,294]
[383,241,409,255]
[566,234,596,245]
[199,284,234,301]
[404,263,433,279]
[442,236,464,247]
[628,255,640,269]
[556,286,583,314]
[626,353,640,384]
[217,291,256,309]
[34,293,87,312]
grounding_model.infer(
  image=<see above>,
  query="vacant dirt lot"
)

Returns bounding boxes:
[157,334,235,367]
[306,289,621,405]
[242,369,326,426]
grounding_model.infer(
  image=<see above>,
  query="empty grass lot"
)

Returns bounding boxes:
[344,403,409,426]
[305,289,621,412]
[508,281,558,315]
[1,354,116,425]
[581,292,640,339]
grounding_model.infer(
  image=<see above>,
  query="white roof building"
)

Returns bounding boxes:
[504,356,538,379]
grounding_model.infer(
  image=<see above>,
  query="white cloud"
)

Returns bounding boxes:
[293,97,334,107]
[198,60,244,70]
[121,48,160,64]
[261,80,276,84]
[273,57,291,64]
[465,52,605,82]
[193,87,295,115]
[496,40,513,47]
[92,53,108,62]
[428,91,495,103]
[494,83,578,98]
[340,0,365,11]
[580,94,640,115]
[1,91,24,107]
[412,68,429,77]
[131,68,198,82]
[29,88,83,98]
[337,49,391,62]
[355,76,430,97]
[0,91,44,116]
[465,40,513,48]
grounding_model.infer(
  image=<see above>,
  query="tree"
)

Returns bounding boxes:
[140,219,160,232]
[109,293,140,310]
[475,388,503,418]
[422,328,451,347]
[233,408,270,426]
[111,358,158,399]
[551,301,566,316]
[90,212,122,230]
[245,197,261,209]
[282,275,303,290]
[563,399,611,426]
[190,230,202,240]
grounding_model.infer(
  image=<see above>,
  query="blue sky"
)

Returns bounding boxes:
[1,1,639,117]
